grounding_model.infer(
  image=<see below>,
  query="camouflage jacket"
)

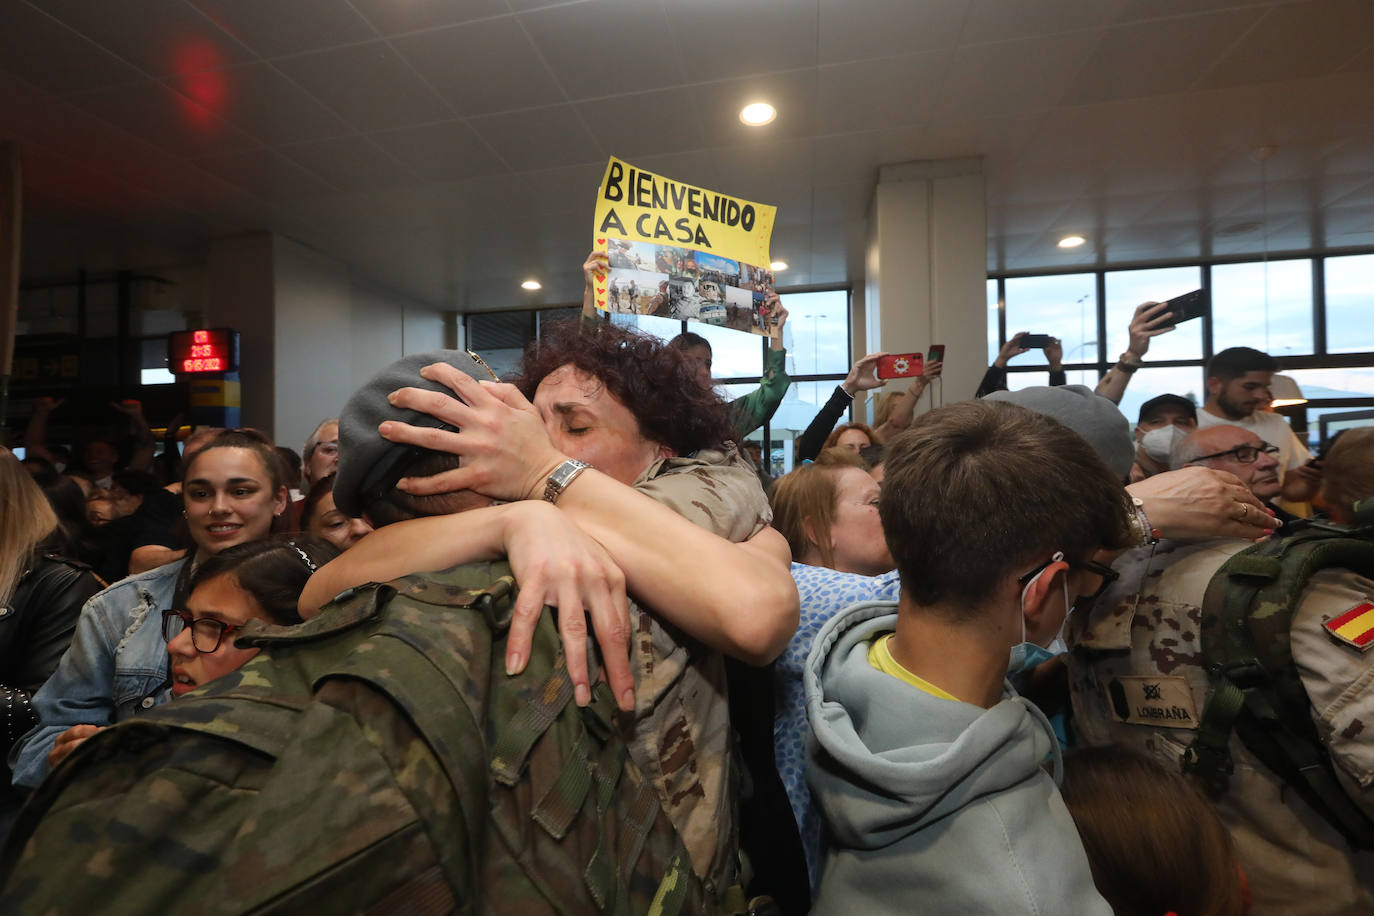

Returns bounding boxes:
[628,442,771,890]
[1067,539,1374,916]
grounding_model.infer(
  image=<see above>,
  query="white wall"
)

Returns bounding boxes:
[206,234,449,454]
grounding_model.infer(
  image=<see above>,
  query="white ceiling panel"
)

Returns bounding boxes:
[663,0,819,79]
[36,0,255,77]
[574,87,708,159]
[1199,0,1374,90]
[4,0,1373,305]
[1061,9,1260,106]
[190,147,337,201]
[272,41,454,131]
[815,51,950,135]
[346,0,510,36]
[369,121,508,181]
[181,62,352,146]
[818,0,966,64]
[392,18,565,116]
[933,30,1104,120]
[187,0,377,58]
[277,136,422,192]
[520,0,684,100]
[960,0,1131,46]
[67,80,261,159]
[468,104,603,171]
[0,1,144,94]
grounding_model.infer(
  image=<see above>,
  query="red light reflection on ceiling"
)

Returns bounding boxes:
[171,38,228,131]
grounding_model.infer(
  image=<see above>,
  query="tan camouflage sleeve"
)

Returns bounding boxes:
[1292,568,1374,820]
[632,443,770,543]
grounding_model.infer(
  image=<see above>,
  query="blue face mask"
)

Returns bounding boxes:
[1009,551,1070,677]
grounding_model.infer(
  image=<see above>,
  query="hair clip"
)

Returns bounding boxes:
[286,541,317,573]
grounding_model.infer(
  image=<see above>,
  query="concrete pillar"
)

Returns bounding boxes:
[863,158,987,416]
[205,234,447,454]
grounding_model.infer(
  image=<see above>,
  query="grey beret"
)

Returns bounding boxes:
[334,349,490,517]
[984,384,1134,479]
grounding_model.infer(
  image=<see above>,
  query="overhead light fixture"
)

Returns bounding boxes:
[1269,374,1307,407]
[770,260,788,271]
[1058,235,1086,248]
[521,279,541,290]
[739,102,776,126]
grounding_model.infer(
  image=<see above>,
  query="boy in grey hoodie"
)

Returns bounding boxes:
[804,400,1134,914]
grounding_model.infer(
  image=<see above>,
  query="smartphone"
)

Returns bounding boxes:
[1019,333,1053,348]
[927,344,946,364]
[1161,289,1208,326]
[877,352,924,379]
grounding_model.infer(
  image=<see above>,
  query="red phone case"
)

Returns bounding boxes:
[877,353,924,378]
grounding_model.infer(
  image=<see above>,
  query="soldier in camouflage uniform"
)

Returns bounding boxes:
[312,323,797,898]
[1067,443,1374,916]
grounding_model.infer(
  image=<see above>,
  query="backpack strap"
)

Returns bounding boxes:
[1186,525,1374,848]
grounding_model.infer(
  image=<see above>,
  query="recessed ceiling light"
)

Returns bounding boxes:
[521,279,541,290]
[739,102,776,126]
[1058,235,1086,248]
[770,260,788,271]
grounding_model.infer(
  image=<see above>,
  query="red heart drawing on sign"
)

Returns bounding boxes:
[596,286,605,294]
[596,238,606,245]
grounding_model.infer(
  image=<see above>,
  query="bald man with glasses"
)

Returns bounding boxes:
[1171,425,1294,524]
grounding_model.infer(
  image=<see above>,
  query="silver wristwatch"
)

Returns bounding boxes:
[542,458,592,504]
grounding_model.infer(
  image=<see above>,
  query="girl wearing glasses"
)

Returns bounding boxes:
[164,537,337,697]
[11,431,290,789]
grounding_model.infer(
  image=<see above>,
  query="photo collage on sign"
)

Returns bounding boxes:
[604,239,777,334]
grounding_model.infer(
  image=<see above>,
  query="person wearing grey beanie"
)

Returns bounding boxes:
[984,385,1135,481]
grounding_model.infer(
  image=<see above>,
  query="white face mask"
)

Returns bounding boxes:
[1140,424,1188,468]
[1010,551,1070,676]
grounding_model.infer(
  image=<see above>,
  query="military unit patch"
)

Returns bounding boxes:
[1324,603,1374,652]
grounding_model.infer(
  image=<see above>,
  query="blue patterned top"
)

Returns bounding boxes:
[776,562,901,886]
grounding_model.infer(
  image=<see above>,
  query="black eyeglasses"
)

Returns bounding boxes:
[1190,443,1279,465]
[1017,554,1120,602]
[161,608,244,653]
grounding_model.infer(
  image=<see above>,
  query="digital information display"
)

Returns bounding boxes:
[168,328,239,375]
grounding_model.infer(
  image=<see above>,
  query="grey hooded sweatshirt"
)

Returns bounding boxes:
[804,601,1110,915]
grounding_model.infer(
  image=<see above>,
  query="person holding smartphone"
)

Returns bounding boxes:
[974,331,1065,397]
[796,352,944,463]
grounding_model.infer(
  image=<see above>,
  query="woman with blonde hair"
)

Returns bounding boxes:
[769,461,899,887]
[0,449,103,832]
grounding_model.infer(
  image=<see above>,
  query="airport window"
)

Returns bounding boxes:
[992,251,1374,450]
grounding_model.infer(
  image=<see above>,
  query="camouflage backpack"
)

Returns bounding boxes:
[1184,502,1374,849]
[0,562,713,915]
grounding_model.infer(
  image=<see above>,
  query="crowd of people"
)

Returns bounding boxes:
[0,268,1370,915]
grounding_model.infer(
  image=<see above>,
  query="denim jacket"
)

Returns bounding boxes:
[8,560,185,789]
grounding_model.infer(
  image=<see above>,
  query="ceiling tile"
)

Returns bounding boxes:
[273,41,454,130]
[190,147,337,200]
[960,0,1131,45]
[816,51,950,135]
[68,80,261,158]
[346,0,509,36]
[664,0,818,78]
[391,18,564,116]
[0,2,144,93]
[188,0,377,57]
[39,0,254,77]
[933,30,1103,119]
[520,0,683,99]
[1060,9,1258,106]
[1198,0,1374,91]
[712,141,814,202]
[818,0,966,64]
[278,136,421,191]
[370,121,508,181]
[468,104,602,171]
[692,69,818,148]
[174,62,352,146]
[574,87,706,159]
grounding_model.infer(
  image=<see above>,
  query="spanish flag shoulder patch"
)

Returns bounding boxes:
[1324,603,1374,652]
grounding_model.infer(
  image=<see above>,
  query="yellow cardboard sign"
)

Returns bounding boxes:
[591,156,779,335]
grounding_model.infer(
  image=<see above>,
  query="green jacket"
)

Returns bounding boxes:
[728,346,790,439]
